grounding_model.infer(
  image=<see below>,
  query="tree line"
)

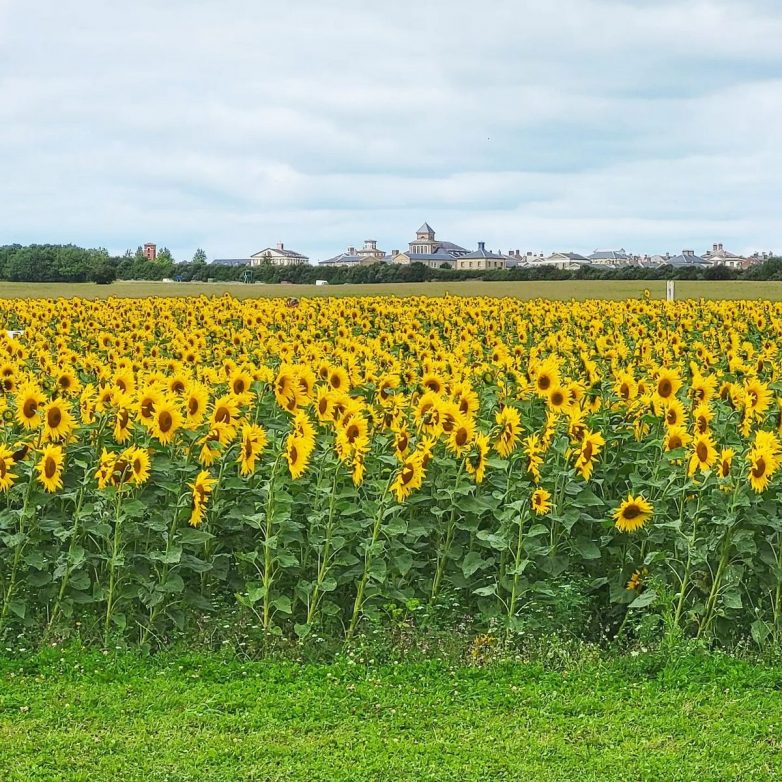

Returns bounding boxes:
[1,243,781,285]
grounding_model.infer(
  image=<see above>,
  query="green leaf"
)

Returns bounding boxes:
[573,487,604,507]
[573,539,601,560]
[462,551,486,578]
[722,590,743,610]
[629,589,657,609]
[752,619,771,645]
[271,595,292,614]
[160,574,185,593]
[177,528,215,545]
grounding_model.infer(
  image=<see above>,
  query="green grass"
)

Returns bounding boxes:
[3,279,782,300]
[3,648,782,780]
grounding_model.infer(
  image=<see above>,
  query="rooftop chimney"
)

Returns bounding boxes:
[348,246,356,255]
[478,241,485,252]
[276,242,284,251]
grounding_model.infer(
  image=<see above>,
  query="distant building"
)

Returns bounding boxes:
[143,243,157,261]
[536,252,592,271]
[589,249,631,266]
[320,239,388,267]
[455,242,506,271]
[392,222,469,269]
[703,243,747,269]
[249,242,309,267]
[505,250,545,268]
[664,249,710,268]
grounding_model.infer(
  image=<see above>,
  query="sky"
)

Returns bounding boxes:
[1,0,781,263]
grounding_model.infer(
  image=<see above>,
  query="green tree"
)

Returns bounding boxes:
[192,248,207,264]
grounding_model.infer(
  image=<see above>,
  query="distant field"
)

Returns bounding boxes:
[2,279,782,300]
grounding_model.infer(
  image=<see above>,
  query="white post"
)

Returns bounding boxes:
[666,280,675,301]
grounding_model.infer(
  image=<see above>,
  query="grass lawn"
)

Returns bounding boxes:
[3,279,782,300]
[2,649,782,781]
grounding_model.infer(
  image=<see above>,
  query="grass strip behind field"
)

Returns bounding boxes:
[2,649,782,781]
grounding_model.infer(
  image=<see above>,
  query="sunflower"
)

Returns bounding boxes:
[748,446,778,493]
[335,415,369,461]
[327,366,350,393]
[718,447,734,479]
[54,367,81,396]
[663,398,685,428]
[285,434,311,480]
[150,399,182,445]
[315,386,335,422]
[228,369,255,404]
[438,400,461,434]
[0,445,17,492]
[547,385,569,413]
[693,402,713,435]
[531,487,552,515]
[394,428,411,460]
[41,398,75,442]
[96,448,117,490]
[446,413,474,455]
[524,434,544,484]
[744,377,772,418]
[15,382,44,430]
[612,494,653,533]
[391,451,425,503]
[494,406,522,457]
[414,391,443,436]
[183,382,209,428]
[238,424,268,476]
[532,358,559,397]
[112,396,134,444]
[137,386,164,427]
[614,371,637,403]
[210,394,240,437]
[38,443,64,493]
[688,432,717,476]
[653,368,681,404]
[664,425,691,452]
[574,430,605,481]
[465,433,490,484]
[127,447,151,486]
[189,470,217,527]
[626,567,649,591]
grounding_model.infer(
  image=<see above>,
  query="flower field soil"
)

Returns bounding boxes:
[3,649,782,781]
[1,293,782,644]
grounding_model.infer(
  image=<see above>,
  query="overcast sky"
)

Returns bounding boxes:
[1,0,781,262]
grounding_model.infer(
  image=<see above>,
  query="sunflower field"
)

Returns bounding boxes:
[1,293,782,646]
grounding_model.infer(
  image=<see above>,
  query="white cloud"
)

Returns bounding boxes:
[0,0,780,261]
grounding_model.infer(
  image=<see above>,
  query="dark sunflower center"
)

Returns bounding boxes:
[158,411,173,433]
[623,504,641,520]
[47,407,62,428]
[753,457,767,478]
[23,398,38,418]
[696,442,708,462]
[658,379,672,398]
[44,457,57,479]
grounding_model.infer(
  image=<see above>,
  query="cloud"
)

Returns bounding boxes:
[0,0,780,261]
